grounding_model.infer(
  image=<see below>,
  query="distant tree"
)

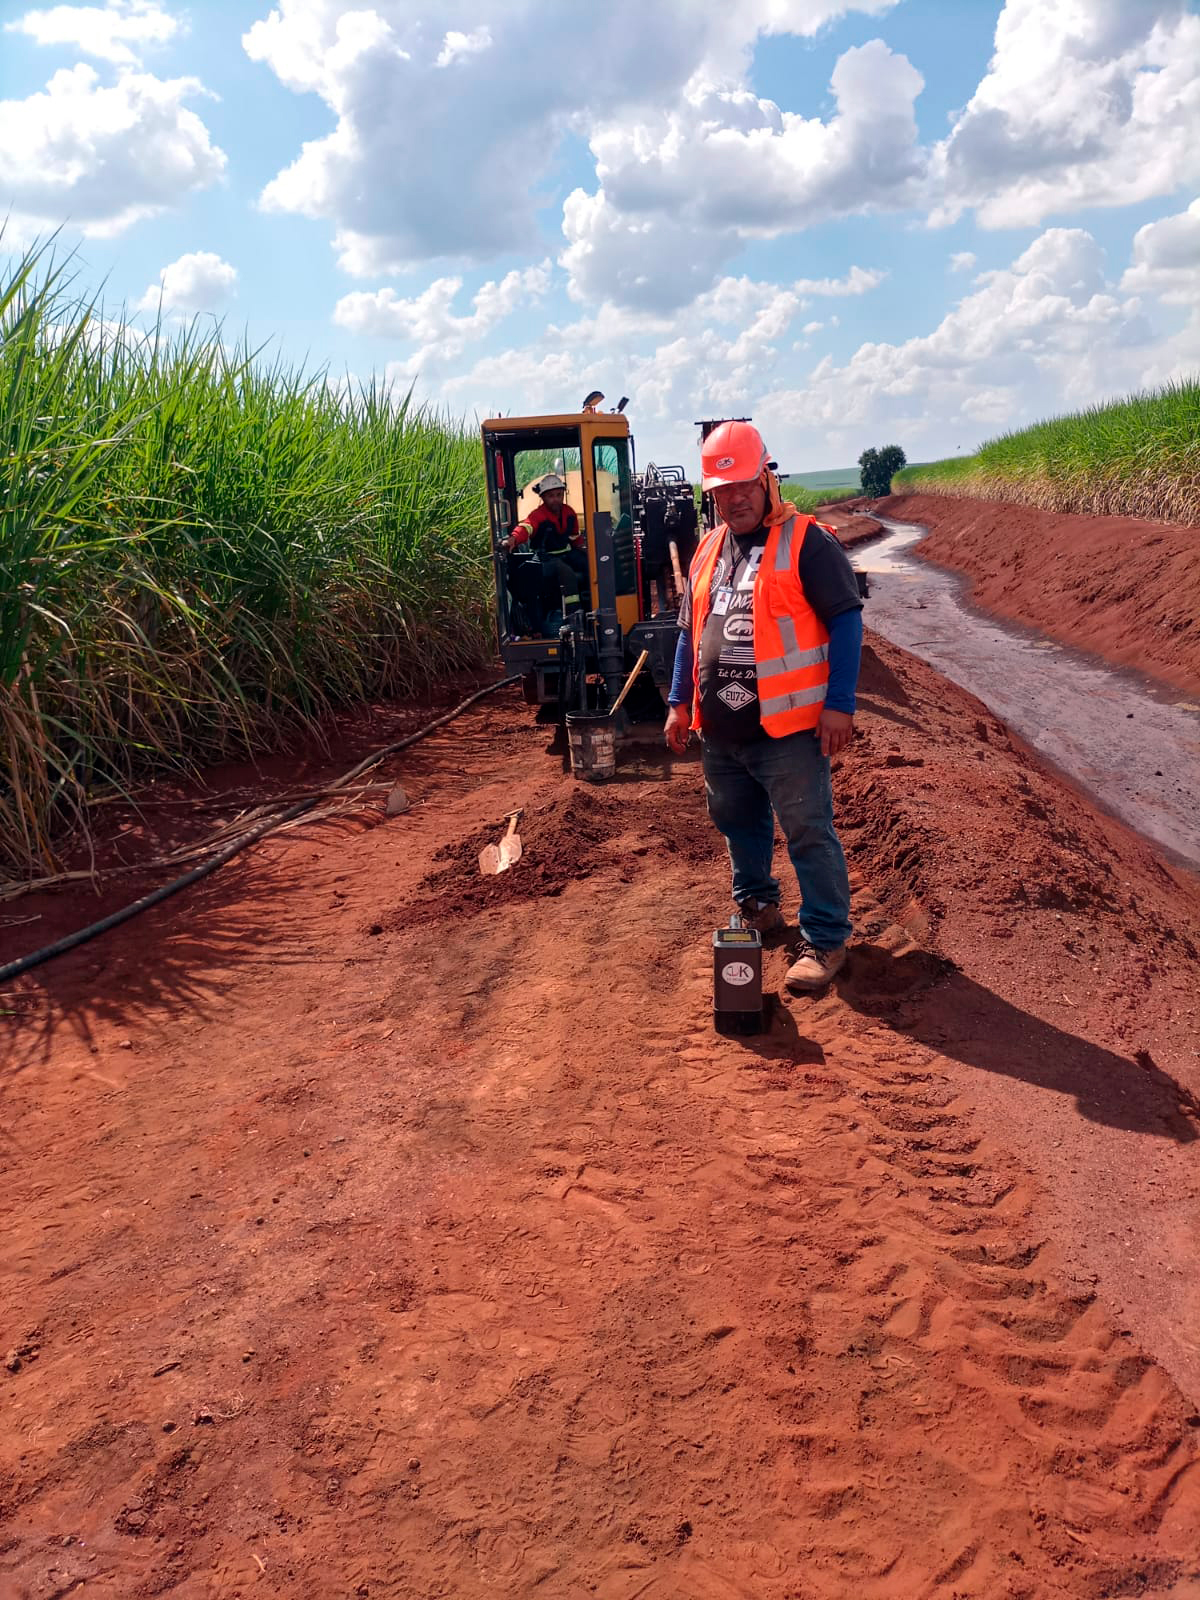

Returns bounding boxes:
[858,444,907,497]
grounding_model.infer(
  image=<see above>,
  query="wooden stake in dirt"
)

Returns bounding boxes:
[479,811,523,876]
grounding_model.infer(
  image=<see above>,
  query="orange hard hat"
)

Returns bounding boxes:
[700,420,770,490]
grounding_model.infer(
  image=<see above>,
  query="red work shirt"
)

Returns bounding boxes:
[511,503,582,552]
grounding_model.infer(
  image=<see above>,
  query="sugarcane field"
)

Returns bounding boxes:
[4,6,1200,1598]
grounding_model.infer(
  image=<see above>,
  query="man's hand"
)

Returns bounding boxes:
[500,535,514,552]
[664,703,691,755]
[817,708,854,758]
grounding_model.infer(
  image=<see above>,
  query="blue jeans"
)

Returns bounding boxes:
[702,730,852,949]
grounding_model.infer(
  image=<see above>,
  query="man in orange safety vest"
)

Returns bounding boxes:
[664,421,863,992]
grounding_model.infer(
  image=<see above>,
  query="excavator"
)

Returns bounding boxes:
[482,394,694,719]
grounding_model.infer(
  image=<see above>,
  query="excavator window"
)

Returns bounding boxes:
[514,446,583,522]
[592,437,638,596]
[486,426,588,641]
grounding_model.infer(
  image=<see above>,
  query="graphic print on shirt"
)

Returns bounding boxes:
[716,679,756,711]
[704,536,765,722]
[717,542,762,670]
[736,545,764,592]
[721,611,756,666]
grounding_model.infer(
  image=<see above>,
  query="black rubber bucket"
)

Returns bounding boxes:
[566,711,616,782]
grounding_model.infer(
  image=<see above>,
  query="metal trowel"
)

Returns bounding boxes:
[479,810,523,876]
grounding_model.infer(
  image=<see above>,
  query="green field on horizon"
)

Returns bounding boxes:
[784,467,860,491]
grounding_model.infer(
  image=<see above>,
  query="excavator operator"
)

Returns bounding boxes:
[502,473,590,631]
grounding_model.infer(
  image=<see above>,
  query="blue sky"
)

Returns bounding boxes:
[2,0,1199,470]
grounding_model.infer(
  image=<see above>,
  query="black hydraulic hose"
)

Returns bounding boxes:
[0,675,522,986]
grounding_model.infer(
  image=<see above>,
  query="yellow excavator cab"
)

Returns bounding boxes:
[482,406,689,715]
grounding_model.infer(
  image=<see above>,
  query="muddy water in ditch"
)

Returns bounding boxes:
[859,518,1200,872]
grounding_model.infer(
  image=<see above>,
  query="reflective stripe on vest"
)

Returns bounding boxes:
[688,514,830,737]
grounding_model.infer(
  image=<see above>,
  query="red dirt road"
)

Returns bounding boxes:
[875,492,1200,697]
[4,643,1200,1598]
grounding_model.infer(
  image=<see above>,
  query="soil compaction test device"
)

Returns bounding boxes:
[712,916,764,1035]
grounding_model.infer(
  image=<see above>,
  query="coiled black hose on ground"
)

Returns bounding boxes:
[0,675,521,986]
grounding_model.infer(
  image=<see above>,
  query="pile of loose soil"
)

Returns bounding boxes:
[382,778,721,929]
[875,491,1200,696]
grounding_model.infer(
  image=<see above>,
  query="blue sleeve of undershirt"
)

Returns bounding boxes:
[668,627,692,706]
[823,607,863,715]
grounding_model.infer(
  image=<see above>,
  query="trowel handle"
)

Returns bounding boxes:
[610,649,651,716]
[504,811,521,837]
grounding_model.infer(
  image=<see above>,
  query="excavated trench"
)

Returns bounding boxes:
[858,518,1200,872]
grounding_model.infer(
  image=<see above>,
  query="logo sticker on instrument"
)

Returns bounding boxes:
[722,961,755,986]
[716,682,756,712]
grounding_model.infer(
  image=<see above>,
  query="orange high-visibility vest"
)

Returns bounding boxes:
[689,514,830,737]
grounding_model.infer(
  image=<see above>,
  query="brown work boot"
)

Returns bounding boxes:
[736,898,786,934]
[785,940,848,992]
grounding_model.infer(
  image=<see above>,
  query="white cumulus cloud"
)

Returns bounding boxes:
[137,250,237,315]
[333,262,551,374]
[244,0,1200,317]
[435,27,491,68]
[795,266,886,297]
[0,64,225,237]
[5,0,178,66]
[931,0,1200,229]
[1122,197,1200,306]
[421,222,1198,471]
[562,42,924,309]
[1121,196,1200,378]
[949,251,977,272]
[243,0,903,284]
[759,227,1156,462]
[427,262,886,460]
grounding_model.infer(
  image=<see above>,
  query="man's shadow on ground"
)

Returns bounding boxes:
[726,939,1195,1145]
[841,942,1197,1144]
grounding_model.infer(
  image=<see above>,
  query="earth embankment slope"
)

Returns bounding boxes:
[3,636,1200,1597]
[813,503,883,545]
[875,491,1200,697]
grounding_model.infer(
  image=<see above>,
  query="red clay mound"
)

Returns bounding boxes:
[876,491,1200,697]
[814,504,882,545]
[383,780,720,928]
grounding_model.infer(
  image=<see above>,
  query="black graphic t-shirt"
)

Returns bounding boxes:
[678,520,862,743]
[695,531,766,742]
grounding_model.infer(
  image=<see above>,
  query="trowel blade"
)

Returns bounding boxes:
[498,833,523,869]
